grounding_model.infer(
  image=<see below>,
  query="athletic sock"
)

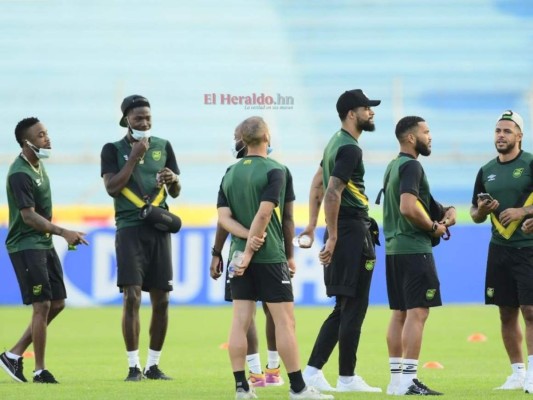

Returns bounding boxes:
[389,357,403,386]
[5,351,21,359]
[267,350,280,369]
[126,350,140,369]
[512,362,526,376]
[400,359,418,389]
[288,370,306,393]
[267,350,279,369]
[246,353,262,374]
[145,349,161,371]
[33,369,43,376]
[234,370,250,392]
[302,365,319,378]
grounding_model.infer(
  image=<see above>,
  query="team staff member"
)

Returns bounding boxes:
[302,89,381,393]
[0,117,87,384]
[217,116,332,399]
[100,95,180,381]
[471,110,533,393]
[383,116,455,396]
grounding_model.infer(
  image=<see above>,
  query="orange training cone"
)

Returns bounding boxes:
[219,342,229,350]
[467,333,487,342]
[423,361,444,369]
[23,351,34,358]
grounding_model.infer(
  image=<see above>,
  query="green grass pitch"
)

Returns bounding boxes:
[0,305,529,399]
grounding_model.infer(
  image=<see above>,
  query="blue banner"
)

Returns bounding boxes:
[0,225,491,306]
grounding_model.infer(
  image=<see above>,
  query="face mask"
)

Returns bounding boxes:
[130,127,151,141]
[26,140,51,159]
[127,118,151,141]
[267,146,273,155]
[231,140,246,159]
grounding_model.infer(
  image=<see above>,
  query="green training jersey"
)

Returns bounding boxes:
[322,129,369,215]
[100,136,179,230]
[220,156,289,264]
[5,155,54,253]
[472,150,533,247]
[383,154,433,255]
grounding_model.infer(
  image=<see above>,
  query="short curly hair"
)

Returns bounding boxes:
[15,117,40,148]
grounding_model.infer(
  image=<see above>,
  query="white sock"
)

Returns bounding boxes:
[389,357,403,386]
[512,362,526,375]
[127,350,140,369]
[145,349,162,371]
[339,375,353,384]
[33,369,43,376]
[5,351,21,359]
[267,351,280,369]
[303,365,319,377]
[400,359,418,388]
[246,353,262,374]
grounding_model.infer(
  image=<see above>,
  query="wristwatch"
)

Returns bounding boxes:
[211,247,222,257]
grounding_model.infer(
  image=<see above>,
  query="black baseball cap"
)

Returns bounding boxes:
[336,89,381,114]
[119,95,150,127]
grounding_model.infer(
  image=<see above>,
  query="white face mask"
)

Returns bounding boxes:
[267,146,273,155]
[231,139,246,159]
[130,127,151,141]
[26,140,51,159]
[127,118,151,141]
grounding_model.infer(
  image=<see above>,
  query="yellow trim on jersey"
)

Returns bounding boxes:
[346,181,369,206]
[416,200,430,219]
[273,206,282,223]
[490,192,533,239]
[120,186,165,208]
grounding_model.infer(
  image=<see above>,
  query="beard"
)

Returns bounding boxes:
[415,140,431,156]
[495,142,515,155]
[357,119,375,132]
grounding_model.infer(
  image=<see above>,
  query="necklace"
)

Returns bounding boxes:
[125,138,147,165]
[20,153,43,179]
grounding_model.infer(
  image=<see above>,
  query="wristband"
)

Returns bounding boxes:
[211,247,222,257]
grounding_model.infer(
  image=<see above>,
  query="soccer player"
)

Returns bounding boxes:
[301,90,381,393]
[382,116,455,395]
[470,110,533,393]
[209,127,288,388]
[217,116,333,399]
[1,117,88,384]
[100,95,180,381]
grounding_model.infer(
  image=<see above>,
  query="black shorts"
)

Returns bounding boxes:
[230,262,294,303]
[116,225,173,292]
[324,218,375,298]
[9,248,66,305]
[386,253,442,310]
[485,243,533,307]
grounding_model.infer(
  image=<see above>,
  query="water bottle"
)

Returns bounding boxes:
[228,250,244,278]
[292,235,312,248]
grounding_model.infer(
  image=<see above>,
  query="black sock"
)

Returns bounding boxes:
[288,370,306,393]
[233,370,249,392]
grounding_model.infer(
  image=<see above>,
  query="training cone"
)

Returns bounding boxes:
[23,351,34,358]
[423,361,444,369]
[467,333,487,342]
[219,342,229,350]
